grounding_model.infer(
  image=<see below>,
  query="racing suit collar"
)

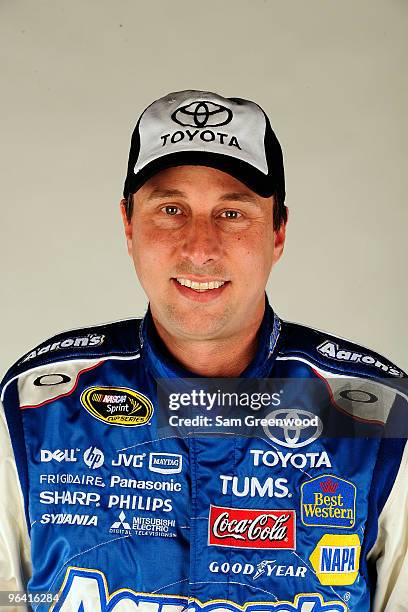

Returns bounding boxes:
[139,293,281,379]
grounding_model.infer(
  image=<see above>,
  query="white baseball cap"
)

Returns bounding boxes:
[123,89,285,204]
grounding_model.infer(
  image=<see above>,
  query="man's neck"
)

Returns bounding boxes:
[151,308,265,377]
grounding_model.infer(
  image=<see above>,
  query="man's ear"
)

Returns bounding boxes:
[272,206,289,265]
[119,198,133,256]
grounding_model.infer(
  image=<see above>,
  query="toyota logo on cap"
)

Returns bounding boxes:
[171,101,233,128]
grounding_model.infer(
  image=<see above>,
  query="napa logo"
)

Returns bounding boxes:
[51,567,347,611]
[80,386,153,427]
[309,534,361,586]
[301,475,356,528]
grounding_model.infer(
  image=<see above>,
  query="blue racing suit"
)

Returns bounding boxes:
[0,296,407,611]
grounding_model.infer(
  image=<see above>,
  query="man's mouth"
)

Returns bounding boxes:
[174,278,227,292]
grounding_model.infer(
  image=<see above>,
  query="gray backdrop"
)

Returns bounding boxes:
[1,0,407,377]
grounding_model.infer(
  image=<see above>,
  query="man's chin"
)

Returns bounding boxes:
[156,303,234,341]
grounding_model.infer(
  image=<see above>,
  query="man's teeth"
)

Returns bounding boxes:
[176,278,226,291]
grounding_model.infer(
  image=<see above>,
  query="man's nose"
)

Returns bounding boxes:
[180,216,222,266]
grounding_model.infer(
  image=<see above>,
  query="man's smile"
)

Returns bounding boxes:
[174,277,227,292]
[171,277,230,301]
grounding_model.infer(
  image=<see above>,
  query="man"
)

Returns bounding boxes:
[0,90,407,612]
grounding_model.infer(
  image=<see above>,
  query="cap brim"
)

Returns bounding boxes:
[123,151,275,199]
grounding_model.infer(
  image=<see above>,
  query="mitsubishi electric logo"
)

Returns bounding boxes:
[109,511,131,535]
[171,101,233,128]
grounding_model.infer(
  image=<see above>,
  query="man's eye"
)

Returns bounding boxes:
[220,210,242,220]
[161,205,182,216]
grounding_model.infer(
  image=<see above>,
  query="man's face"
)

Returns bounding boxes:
[120,165,286,341]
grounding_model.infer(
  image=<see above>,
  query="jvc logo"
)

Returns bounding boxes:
[53,568,347,611]
[40,449,79,463]
[111,453,145,467]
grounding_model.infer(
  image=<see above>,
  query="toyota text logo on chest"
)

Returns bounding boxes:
[263,409,323,449]
[171,101,233,128]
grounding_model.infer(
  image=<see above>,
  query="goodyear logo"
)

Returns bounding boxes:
[309,534,361,586]
[301,474,356,528]
[80,387,153,427]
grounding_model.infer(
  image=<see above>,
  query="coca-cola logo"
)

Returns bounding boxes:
[208,505,296,549]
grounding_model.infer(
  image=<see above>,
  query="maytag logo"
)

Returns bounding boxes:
[80,387,153,427]
[149,453,182,474]
[208,505,295,550]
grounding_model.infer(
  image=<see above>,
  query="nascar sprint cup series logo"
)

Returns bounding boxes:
[80,387,153,426]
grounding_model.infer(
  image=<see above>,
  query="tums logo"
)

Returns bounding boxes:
[208,505,295,550]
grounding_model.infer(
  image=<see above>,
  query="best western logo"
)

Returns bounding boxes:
[301,475,356,528]
[309,534,361,585]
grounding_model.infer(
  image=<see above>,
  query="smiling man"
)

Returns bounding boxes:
[0,90,407,612]
[120,164,285,377]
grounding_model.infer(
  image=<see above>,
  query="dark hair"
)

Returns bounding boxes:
[125,193,288,231]
[273,194,288,231]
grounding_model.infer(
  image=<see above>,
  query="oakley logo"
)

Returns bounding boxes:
[34,373,71,386]
[171,101,233,128]
[339,390,378,404]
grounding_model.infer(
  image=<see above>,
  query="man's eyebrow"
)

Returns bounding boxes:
[146,188,188,201]
[219,192,262,208]
[145,188,263,208]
